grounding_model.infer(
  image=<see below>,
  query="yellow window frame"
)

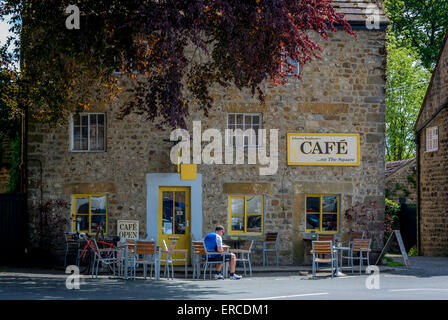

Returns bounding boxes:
[228,195,263,235]
[305,194,339,233]
[72,194,108,234]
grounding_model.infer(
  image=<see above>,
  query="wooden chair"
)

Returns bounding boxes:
[349,239,371,274]
[262,233,279,266]
[230,240,254,277]
[191,241,206,279]
[317,233,335,244]
[191,240,226,280]
[134,241,157,280]
[341,232,365,267]
[64,232,80,267]
[311,241,337,279]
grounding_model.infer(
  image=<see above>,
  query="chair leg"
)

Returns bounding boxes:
[331,260,334,279]
[360,252,363,275]
[249,254,252,277]
[64,245,68,267]
[351,252,354,274]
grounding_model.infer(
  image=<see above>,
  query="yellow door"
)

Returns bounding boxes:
[158,186,191,265]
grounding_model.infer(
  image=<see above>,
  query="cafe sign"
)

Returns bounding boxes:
[287,133,360,166]
[117,220,139,240]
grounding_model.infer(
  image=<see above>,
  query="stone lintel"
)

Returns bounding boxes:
[64,182,115,194]
[222,182,272,194]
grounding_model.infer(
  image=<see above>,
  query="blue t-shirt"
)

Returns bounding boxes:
[204,232,223,258]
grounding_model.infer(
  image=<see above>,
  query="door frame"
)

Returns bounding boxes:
[146,173,203,246]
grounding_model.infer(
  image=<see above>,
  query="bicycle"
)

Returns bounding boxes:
[77,227,120,275]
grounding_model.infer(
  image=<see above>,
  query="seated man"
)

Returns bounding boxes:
[204,225,242,280]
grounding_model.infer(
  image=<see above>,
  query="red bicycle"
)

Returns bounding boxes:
[77,226,119,275]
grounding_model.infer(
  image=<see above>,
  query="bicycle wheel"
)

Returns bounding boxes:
[78,249,93,274]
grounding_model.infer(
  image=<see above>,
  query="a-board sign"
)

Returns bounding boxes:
[375,230,409,267]
[117,220,139,240]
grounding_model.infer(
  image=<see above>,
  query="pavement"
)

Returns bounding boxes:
[1,256,448,300]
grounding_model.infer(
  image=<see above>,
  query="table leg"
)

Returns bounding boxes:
[124,246,129,280]
[155,248,161,280]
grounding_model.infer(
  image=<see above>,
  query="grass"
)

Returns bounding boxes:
[383,255,405,267]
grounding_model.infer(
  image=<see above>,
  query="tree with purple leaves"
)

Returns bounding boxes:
[1,0,354,129]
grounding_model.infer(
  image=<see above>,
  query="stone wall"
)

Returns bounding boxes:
[418,108,448,256]
[385,160,417,204]
[27,29,387,264]
[416,33,448,256]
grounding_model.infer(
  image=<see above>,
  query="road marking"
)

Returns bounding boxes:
[243,292,329,300]
[389,288,448,292]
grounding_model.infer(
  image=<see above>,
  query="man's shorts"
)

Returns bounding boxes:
[207,254,231,262]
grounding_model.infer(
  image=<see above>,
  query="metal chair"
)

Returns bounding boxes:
[311,241,337,279]
[161,239,177,280]
[64,232,80,267]
[340,231,365,268]
[133,240,157,280]
[91,239,119,278]
[191,240,226,280]
[230,240,253,276]
[349,239,371,274]
[262,232,279,266]
[167,236,188,278]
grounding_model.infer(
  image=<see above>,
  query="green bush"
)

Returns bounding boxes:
[408,245,418,257]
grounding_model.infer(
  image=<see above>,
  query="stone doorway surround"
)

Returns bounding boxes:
[146,173,203,243]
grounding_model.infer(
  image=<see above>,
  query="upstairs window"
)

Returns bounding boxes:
[226,113,262,147]
[280,55,300,76]
[71,113,106,152]
[426,126,439,152]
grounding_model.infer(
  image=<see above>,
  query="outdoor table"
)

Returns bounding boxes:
[117,243,162,280]
[116,242,134,280]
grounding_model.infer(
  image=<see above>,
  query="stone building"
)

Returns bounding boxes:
[385,158,417,205]
[0,136,12,193]
[27,1,389,265]
[414,31,448,256]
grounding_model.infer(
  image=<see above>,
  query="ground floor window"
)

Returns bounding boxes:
[229,195,263,235]
[305,194,339,233]
[72,194,108,234]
